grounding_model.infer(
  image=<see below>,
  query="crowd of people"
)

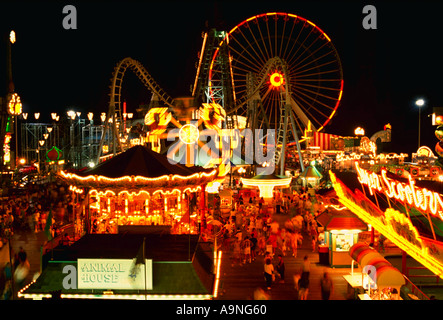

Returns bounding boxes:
[211,187,333,300]
[0,181,77,244]
[0,181,78,299]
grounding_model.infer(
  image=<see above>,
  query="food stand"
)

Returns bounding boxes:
[59,145,217,235]
[316,207,368,267]
[344,243,405,300]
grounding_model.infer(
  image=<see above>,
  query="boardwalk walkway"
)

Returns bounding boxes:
[215,213,353,300]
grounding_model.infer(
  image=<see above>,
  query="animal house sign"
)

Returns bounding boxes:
[355,162,443,221]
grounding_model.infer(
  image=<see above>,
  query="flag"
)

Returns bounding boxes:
[128,238,145,281]
[312,132,339,150]
[44,207,53,241]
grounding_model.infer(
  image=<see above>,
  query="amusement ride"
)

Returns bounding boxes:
[89,11,443,293]
[96,12,344,178]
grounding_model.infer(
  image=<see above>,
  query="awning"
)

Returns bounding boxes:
[317,209,368,231]
[349,243,405,289]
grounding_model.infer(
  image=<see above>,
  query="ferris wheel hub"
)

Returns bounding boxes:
[269,72,285,88]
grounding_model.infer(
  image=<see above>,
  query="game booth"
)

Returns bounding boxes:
[316,207,368,267]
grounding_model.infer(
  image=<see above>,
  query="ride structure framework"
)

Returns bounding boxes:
[98,12,343,178]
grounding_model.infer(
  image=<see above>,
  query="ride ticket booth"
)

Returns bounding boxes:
[316,207,368,267]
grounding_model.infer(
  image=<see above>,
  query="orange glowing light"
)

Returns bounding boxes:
[269,72,284,87]
[330,170,443,279]
[355,162,443,221]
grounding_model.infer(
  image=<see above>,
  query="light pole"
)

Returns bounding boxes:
[416,98,425,149]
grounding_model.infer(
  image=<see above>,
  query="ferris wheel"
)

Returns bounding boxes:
[208,12,343,169]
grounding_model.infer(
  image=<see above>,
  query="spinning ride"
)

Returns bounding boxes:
[207,12,343,173]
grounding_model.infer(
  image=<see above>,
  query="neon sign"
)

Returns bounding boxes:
[3,133,11,165]
[355,162,443,221]
[330,170,443,279]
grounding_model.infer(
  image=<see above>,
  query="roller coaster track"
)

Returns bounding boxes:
[109,57,175,117]
[97,57,175,161]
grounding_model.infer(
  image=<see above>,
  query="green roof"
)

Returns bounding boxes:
[24,260,212,297]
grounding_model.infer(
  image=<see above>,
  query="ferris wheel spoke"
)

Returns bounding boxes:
[282,20,307,63]
[293,58,339,77]
[294,81,342,96]
[254,19,272,61]
[290,42,335,73]
[232,29,268,67]
[231,61,262,76]
[229,49,264,74]
[293,83,340,103]
[291,87,338,118]
[278,16,289,58]
[286,26,315,66]
[295,67,341,80]
[243,20,270,66]
[286,33,326,68]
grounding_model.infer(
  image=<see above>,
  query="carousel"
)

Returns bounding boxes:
[59,145,217,234]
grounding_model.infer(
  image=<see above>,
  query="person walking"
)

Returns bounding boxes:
[298,255,310,299]
[242,236,252,264]
[320,271,333,300]
[263,256,274,290]
[276,255,285,283]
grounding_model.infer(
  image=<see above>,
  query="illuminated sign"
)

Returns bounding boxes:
[78,258,152,290]
[330,170,443,279]
[355,162,443,221]
[8,93,22,115]
[3,133,11,165]
[336,152,408,163]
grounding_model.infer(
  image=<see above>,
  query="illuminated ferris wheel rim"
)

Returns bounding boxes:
[208,11,344,133]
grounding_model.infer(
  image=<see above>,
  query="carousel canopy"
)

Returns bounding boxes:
[83,145,210,178]
[59,145,217,191]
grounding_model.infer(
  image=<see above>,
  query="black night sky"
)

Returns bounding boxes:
[1,0,442,156]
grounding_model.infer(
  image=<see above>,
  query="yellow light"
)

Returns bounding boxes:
[8,93,22,115]
[241,176,292,198]
[354,127,365,136]
[213,250,223,298]
[269,72,284,87]
[9,30,16,44]
[331,170,443,279]
[179,123,199,144]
